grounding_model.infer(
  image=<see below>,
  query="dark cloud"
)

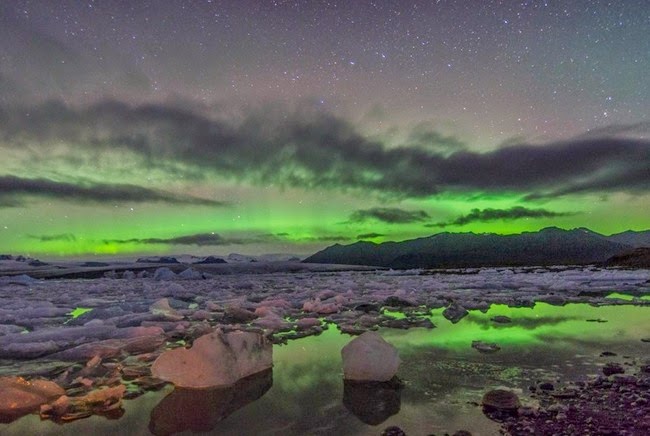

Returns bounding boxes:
[524,166,650,200]
[1,100,648,199]
[306,235,350,242]
[357,232,385,239]
[106,233,250,246]
[0,175,226,206]
[347,207,430,224]
[407,123,466,154]
[428,206,578,228]
[105,232,348,246]
[28,233,77,242]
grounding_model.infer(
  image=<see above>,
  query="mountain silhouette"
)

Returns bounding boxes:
[303,227,648,268]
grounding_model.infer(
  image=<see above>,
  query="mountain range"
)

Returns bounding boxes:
[303,227,650,268]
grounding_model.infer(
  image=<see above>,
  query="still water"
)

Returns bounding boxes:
[3,302,649,435]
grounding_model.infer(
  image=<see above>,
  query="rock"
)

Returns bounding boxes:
[443,302,469,323]
[138,256,179,264]
[28,260,48,267]
[153,267,177,281]
[602,362,625,376]
[381,426,406,436]
[491,315,512,324]
[151,330,273,388]
[193,256,227,264]
[538,382,554,391]
[471,340,501,353]
[482,389,520,420]
[341,331,400,382]
[0,377,65,423]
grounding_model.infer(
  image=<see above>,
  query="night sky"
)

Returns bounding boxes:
[0,0,648,257]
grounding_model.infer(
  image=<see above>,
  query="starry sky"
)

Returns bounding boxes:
[0,0,648,258]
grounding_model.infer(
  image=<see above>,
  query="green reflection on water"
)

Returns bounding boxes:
[606,292,635,301]
[2,303,649,436]
[382,303,650,351]
[67,307,93,319]
[606,292,650,302]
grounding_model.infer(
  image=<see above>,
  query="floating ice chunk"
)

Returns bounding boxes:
[178,268,203,280]
[151,329,272,388]
[341,331,400,382]
[153,267,177,281]
[442,302,469,323]
[150,298,183,320]
[0,274,38,286]
[0,377,65,423]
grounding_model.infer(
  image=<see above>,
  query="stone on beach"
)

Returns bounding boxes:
[151,329,273,388]
[341,331,400,382]
[482,389,520,419]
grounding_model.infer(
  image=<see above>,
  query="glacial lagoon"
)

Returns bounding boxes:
[2,298,649,436]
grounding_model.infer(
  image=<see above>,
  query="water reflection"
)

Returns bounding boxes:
[148,368,273,436]
[2,303,648,435]
[343,377,403,425]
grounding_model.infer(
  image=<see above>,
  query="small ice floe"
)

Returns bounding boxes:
[153,267,177,281]
[178,268,203,280]
[40,384,126,422]
[442,302,469,323]
[472,340,501,353]
[0,274,38,286]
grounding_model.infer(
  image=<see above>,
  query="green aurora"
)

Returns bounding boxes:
[1,180,648,257]
[1,1,649,258]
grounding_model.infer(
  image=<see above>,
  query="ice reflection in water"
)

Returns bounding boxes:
[149,368,273,435]
[1,303,649,435]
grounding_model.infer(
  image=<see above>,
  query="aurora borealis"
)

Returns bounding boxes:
[0,1,648,257]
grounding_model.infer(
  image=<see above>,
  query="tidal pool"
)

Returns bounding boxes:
[2,303,649,436]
